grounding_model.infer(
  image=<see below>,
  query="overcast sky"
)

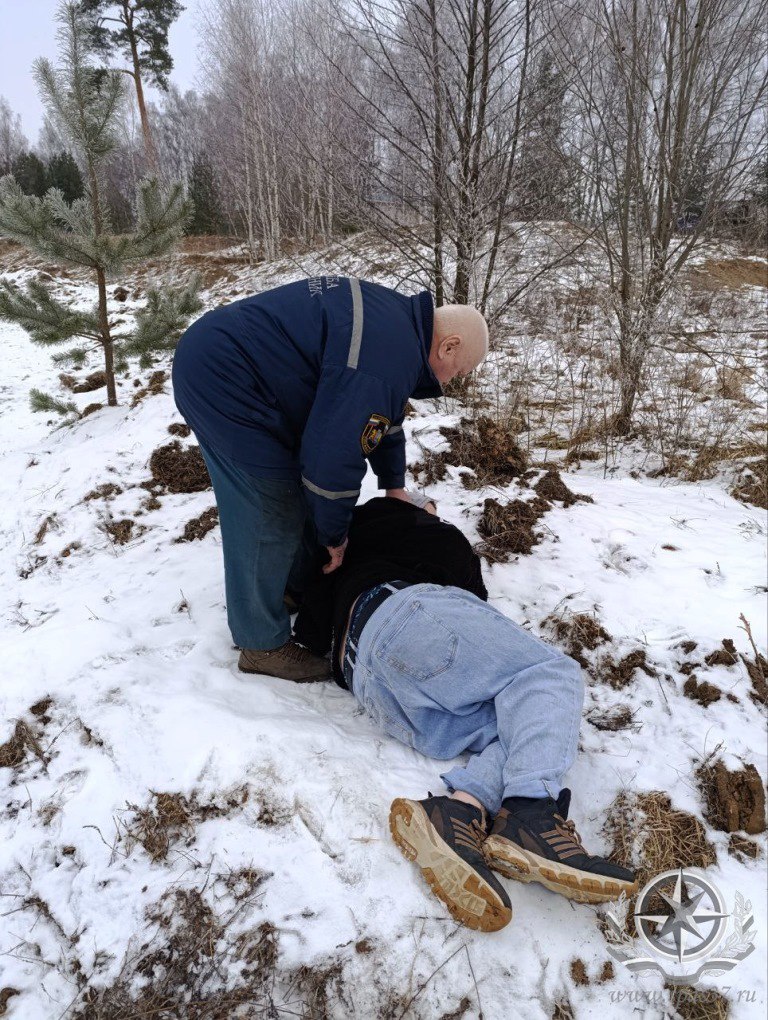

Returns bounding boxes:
[0,0,201,145]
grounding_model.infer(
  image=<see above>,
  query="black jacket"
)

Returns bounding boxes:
[294,496,487,687]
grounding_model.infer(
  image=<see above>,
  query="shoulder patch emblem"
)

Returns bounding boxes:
[361,413,391,455]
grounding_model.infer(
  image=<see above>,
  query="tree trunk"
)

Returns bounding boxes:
[124,5,158,172]
[97,267,117,406]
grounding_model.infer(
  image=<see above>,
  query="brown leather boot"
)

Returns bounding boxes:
[238,640,331,682]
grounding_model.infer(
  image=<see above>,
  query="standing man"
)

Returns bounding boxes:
[172,276,489,681]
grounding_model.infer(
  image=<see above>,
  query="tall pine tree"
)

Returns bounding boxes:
[77,1,184,170]
[0,2,201,410]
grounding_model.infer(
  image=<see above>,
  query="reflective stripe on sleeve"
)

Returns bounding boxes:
[387,424,403,436]
[302,476,361,500]
[347,277,364,369]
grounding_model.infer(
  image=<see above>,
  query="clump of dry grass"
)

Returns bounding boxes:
[84,483,123,502]
[411,415,528,489]
[120,786,250,862]
[540,610,612,667]
[477,496,550,560]
[667,985,731,1020]
[130,370,168,407]
[604,791,717,893]
[147,441,211,494]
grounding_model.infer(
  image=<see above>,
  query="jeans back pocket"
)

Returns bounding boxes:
[381,602,458,682]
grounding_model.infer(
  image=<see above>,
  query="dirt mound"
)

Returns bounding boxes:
[704,638,738,667]
[411,415,528,489]
[105,518,142,545]
[131,369,168,407]
[697,760,766,835]
[683,676,722,707]
[542,611,612,666]
[477,496,550,560]
[83,482,123,502]
[175,507,219,543]
[72,370,107,394]
[147,441,211,494]
[605,791,717,892]
[586,704,634,731]
[534,470,594,508]
[167,422,191,437]
[599,649,657,689]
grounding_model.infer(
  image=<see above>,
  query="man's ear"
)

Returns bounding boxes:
[439,334,461,358]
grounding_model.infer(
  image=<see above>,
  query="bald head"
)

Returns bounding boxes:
[429,304,489,385]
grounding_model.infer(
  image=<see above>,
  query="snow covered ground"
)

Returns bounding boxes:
[0,242,766,1019]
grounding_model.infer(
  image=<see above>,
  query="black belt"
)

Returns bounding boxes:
[342,580,412,690]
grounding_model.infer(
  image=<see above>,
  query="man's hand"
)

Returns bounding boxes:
[386,488,411,504]
[323,537,348,574]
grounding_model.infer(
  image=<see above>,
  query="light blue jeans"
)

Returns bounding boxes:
[350,584,584,815]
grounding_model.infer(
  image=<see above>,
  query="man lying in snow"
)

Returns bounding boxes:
[294,495,638,932]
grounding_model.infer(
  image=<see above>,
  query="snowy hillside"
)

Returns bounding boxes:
[0,236,766,1019]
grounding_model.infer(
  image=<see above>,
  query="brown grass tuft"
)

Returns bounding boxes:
[130,370,168,407]
[541,611,612,667]
[586,703,634,731]
[168,422,192,437]
[605,791,717,892]
[534,470,594,507]
[84,482,123,502]
[667,985,731,1020]
[477,496,550,560]
[73,370,107,394]
[148,441,211,494]
[411,415,528,489]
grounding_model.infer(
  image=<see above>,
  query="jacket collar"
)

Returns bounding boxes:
[411,290,442,398]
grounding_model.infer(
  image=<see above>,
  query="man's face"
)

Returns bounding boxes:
[428,335,476,384]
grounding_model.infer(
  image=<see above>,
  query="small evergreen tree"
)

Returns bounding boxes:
[0,2,201,410]
[78,0,184,170]
[11,152,48,197]
[187,155,222,235]
[45,150,85,203]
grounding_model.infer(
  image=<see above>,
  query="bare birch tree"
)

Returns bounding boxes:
[559,0,768,433]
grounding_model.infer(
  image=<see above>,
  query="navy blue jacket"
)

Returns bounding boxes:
[172,276,442,546]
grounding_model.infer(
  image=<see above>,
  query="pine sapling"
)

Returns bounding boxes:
[0,1,201,412]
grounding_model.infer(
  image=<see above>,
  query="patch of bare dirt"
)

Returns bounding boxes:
[534,470,594,508]
[598,649,658,689]
[697,760,766,835]
[84,482,123,502]
[683,676,722,707]
[131,370,168,407]
[477,496,550,560]
[586,704,634,731]
[411,415,528,489]
[605,791,717,894]
[174,507,219,543]
[147,441,211,494]
[104,518,143,545]
[704,638,739,667]
[73,371,107,394]
[167,422,191,437]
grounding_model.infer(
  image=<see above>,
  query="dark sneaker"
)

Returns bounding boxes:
[389,795,512,932]
[238,640,331,682]
[485,789,637,904]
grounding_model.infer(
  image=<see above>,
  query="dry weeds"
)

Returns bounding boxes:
[131,370,168,408]
[147,441,211,494]
[604,791,717,892]
[84,482,123,502]
[411,415,528,489]
[477,496,550,560]
[541,611,612,668]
